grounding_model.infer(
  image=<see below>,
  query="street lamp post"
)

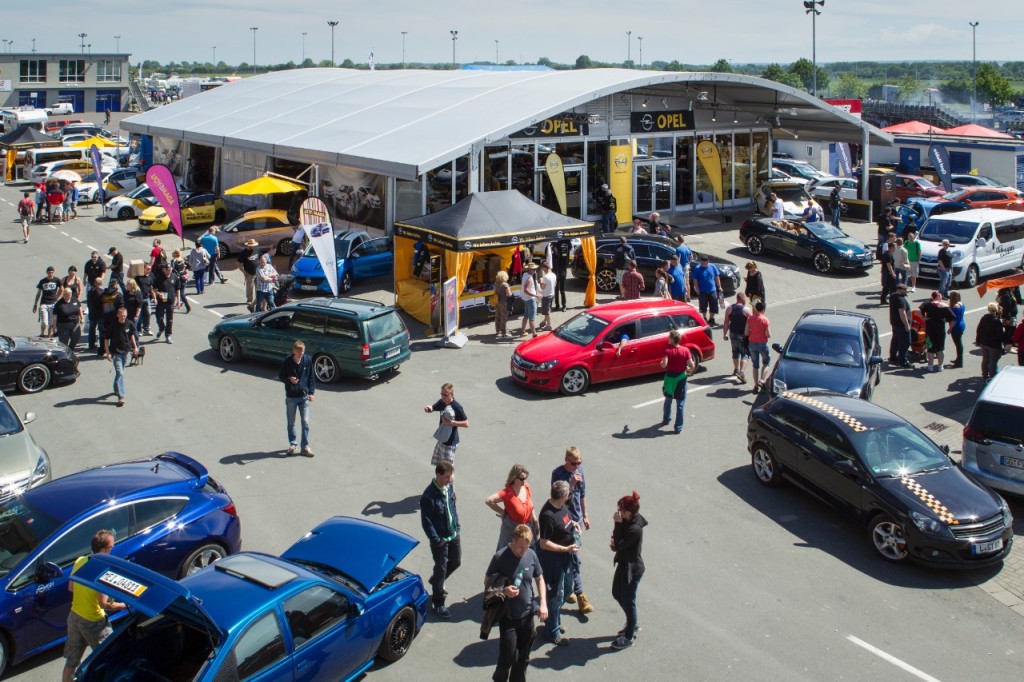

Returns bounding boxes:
[969,21,979,119]
[450,30,458,68]
[78,33,87,54]
[114,35,121,53]
[803,0,824,96]
[250,27,257,75]
[31,38,36,53]
[212,46,217,64]
[401,31,407,68]
[328,20,339,67]
[638,36,643,69]
[495,39,499,65]
[626,30,631,67]
[302,32,307,66]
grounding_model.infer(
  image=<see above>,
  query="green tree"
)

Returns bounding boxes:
[317,59,333,67]
[834,72,867,99]
[789,58,814,90]
[710,58,732,73]
[976,62,1015,108]
[574,55,592,70]
[761,64,803,89]
[939,76,971,104]
[340,58,355,68]
[896,75,922,102]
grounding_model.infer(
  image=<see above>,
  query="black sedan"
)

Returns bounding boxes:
[748,390,1013,567]
[739,216,874,273]
[768,309,882,400]
[571,234,741,294]
[0,335,79,394]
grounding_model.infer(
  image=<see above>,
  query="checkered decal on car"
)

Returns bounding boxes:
[900,477,959,526]
[782,392,868,432]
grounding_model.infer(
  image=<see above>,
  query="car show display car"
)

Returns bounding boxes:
[961,367,1024,497]
[210,298,411,383]
[0,452,241,675]
[893,174,945,201]
[937,186,1024,211]
[951,174,1003,189]
[754,181,813,218]
[571,234,741,294]
[71,517,427,682]
[748,390,1013,567]
[0,390,50,504]
[768,309,882,399]
[771,159,829,183]
[291,230,394,294]
[0,334,79,394]
[103,183,165,220]
[739,216,874,273]
[138,192,226,232]
[215,209,299,258]
[511,299,714,396]
[806,176,859,203]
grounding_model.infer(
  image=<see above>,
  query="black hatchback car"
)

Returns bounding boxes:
[0,335,79,394]
[748,390,1013,567]
[769,309,882,400]
[571,234,741,295]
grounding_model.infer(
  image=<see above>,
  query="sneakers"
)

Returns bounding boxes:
[550,636,569,647]
[301,447,315,458]
[737,371,746,384]
[617,626,642,636]
[611,635,635,650]
[116,398,125,407]
[433,604,451,620]
[166,336,173,344]
[142,330,152,336]
[752,383,760,394]
[287,445,299,455]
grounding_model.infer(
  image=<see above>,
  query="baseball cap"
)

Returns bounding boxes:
[108,247,117,254]
[601,184,609,190]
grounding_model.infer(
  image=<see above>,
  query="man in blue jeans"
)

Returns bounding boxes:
[537,480,578,647]
[937,239,953,297]
[103,307,137,408]
[278,340,315,457]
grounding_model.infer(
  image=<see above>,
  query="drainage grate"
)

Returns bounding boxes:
[922,422,948,432]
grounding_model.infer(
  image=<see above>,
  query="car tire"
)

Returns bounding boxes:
[963,264,979,289]
[340,271,353,294]
[313,354,339,383]
[377,606,417,663]
[214,209,226,223]
[17,363,51,394]
[118,206,134,220]
[218,335,242,363]
[0,633,9,678]
[868,513,910,563]
[559,367,590,396]
[688,348,702,374]
[746,235,764,255]
[178,543,227,578]
[276,239,293,257]
[812,251,833,273]
[595,268,616,292]
[751,443,782,486]
[218,243,229,260]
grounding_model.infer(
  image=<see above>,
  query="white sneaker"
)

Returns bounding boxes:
[909,287,915,292]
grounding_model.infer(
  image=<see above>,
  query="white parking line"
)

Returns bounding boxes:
[60,231,69,236]
[632,377,730,408]
[71,237,82,244]
[846,635,942,682]
[87,245,97,252]
[206,308,224,318]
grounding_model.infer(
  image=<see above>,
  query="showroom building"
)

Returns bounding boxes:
[0,52,133,113]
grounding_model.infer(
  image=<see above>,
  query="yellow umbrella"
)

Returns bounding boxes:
[70,136,117,148]
[224,175,305,196]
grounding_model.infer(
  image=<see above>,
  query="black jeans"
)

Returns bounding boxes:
[87,316,103,349]
[614,573,642,640]
[554,268,567,310]
[890,325,910,364]
[155,301,174,336]
[56,322,81,350]
[428,536,461,606]
[950,330,964,365]
[493,614,535,682]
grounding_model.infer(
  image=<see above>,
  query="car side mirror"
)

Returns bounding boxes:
[940,444,951,455]
[771,343,783,353]
[832,460,860,478]
[599,341,615,352]
[37,562,62,582]
[349,601,365,617]
[868,355,883,366]
[22,412,36,425]
[976,238,986,248]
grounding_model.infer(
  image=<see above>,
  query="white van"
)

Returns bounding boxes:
[917,208,1024,288]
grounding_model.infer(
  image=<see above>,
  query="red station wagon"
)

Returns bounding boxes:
[510,299,715,395]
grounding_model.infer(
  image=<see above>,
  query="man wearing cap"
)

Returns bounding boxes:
[667,254,688,302]
[32,266,61,337]
[888,282,912,368]
[153,262,180,344]
[237,239,261,311]
[690,255,724,326]
[519,262,541,338]
[600,184,617,233]
[107,247,125,295]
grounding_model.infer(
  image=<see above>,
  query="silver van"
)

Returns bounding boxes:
[917,208,1024,288]
[962,366,1024,496]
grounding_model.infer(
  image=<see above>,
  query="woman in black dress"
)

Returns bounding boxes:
[744,261,765,307]
[61,265,83,302]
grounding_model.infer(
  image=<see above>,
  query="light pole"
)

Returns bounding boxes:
[625,30,631,67]
[114,35,120,52]
[78,33,87,54]
[212,46,216,64]
[250,27,257,74]
[637,36,643,69]
[969,21,979,119]
[31,38,36,53]
[87,44,91,55]
[401,31,407,68]
[301,32,306,66]
[803,0,824,96]
[495,39,499,64]
[450,30,458,68]
[328,20,339,67]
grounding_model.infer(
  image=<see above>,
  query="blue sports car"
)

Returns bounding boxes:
[291,230,394,295]
[0,452,240,676]
[73,516,428,682]
[739,216,874,274]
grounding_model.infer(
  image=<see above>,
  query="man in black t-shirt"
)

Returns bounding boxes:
[937,239,953,297]
[153,263,180,343]
[104,307,137,407]
[537,480,579,646]
[53,288,84,350]
[888,283,912,367]
[83,252,107,293]
[237,240,261,311]
[551,240,571,311]
[107,247,125,294]
[32,266,61,336]
[486,524,547,682]
[879,233,897,305]
[134,264,154,335]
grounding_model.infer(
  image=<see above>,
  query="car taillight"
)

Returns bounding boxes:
[963,425,990,445]
[361,344,370,360]
[222,502,238,516]
[703,327,713,341]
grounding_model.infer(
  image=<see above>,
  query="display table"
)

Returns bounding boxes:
[397,277,522,327]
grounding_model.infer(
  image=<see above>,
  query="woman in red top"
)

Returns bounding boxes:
[485,464,537,550]
[150,238,166,269]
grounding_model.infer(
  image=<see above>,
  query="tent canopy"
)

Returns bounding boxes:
[0,125,61,150]
[70,136,117,148]
[394,190,598,251]
[224,175,305,196]
[942,124,1015,139]
[882,120,945,134]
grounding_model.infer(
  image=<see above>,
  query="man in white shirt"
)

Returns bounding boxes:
[519,263,541,338]
[538,262,558,331]
[769,192,785,219]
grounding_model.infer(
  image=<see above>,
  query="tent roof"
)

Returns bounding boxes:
[393,190,597,251]
[882,120,946,134]
[0,125,61,149]
[122,68,891,181]
[941,123,1015,139]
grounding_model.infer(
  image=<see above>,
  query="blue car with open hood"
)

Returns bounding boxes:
[291,230,393,295]
[72,516,427,682]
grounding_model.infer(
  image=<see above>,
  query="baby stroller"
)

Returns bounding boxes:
[275,274,294,307]
[908,309,928,363]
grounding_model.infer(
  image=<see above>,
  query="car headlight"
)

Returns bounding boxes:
[156,212,167,219]
[951,249,964,262]
[846,387,861,397]
[1002,502,1013,528]
[910,511,951,537]
[31,449,50,485]
[842,249,854,257]
[535,360,559,371]
[772,378,786,394]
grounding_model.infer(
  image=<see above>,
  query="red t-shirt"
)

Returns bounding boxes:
[498,483,534,524]
[747,313,770,344]
[664,344,692,374]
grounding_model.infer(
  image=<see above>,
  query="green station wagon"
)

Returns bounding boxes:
[208,298,411,382]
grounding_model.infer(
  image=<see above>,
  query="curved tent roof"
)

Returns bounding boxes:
[123,68,891,181]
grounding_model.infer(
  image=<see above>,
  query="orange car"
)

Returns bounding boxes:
[939,186,1024,211]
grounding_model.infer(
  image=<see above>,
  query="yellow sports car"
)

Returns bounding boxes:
[138,192,226,232]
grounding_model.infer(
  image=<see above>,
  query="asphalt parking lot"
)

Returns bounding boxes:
[1,183,1022,681]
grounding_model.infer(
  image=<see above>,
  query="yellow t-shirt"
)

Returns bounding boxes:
[70,555,105,622]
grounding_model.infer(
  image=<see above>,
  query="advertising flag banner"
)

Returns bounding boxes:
[145,164,182,239]
[696,140,723,203]
[836,142,853,178]
[928,144,953,193]
[544,153,567,214]
[299,197,338,296]
[89,145,106,206]
[609,144,633,226]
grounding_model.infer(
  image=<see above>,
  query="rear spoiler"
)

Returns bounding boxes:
[154,452,209,489]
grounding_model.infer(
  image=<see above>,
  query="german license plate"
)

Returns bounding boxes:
[972,538,1004,555]
[512,367,526,380]
[1001,455,1024,470]
[300,284,318,291]
[385,347,400,359]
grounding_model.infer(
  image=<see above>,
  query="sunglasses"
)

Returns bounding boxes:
[517,475,528,481]
[567,461,582,467]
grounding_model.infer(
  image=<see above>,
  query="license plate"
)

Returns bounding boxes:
[1001,455,1024,470]
[972,538,1004,555]
[385,347,400,359]
[512,367,526,379]
[300,284,318,291]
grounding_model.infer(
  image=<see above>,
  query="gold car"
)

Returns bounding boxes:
[215,209,300,258]
[138,193,226,232]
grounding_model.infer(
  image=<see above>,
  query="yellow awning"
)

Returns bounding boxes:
[70,136,117,148]
[224,175,305,196]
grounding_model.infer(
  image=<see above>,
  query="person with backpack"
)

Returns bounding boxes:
[18,192,33,243]
[612,237,635,299]
[600,184,617,233]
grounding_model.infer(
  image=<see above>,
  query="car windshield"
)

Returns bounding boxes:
[0,499,61,577]
[784,331,862,367]
[775,187,810,202]
[553,312,610,346]
[0,397,23,437]
[304,236,352,259]
[366,312,406,342]
[941,189,970,202]
[805,222,846,239]
[851,424,950,477]
[124,185,150,199]
[918,218,976,244]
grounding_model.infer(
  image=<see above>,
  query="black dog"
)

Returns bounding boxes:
[129,346,146,366]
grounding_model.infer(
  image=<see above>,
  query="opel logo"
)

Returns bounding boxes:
[522,126,538,136]
[614,153,627,170]
[884,179,893,190]
[465,242,472,249]
[640,114,654,132]
[511,236,519,243]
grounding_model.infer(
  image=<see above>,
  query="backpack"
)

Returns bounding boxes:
[18,201,30,217]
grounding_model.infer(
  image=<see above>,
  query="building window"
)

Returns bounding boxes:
[19,60,46,83]
[59,60,86,83]
[96,60,121,83]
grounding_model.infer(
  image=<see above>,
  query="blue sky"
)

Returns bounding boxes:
[4,1,1013,67]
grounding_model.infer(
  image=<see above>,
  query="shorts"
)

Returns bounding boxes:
[698,291,720,316]
[729,336,749,359]
[926,329,946,352]
[431,440,457,466]
[540,296,553,315]
[616,269,627,285]
[749,342,770,368]
[38,303,55,327]
[64,611,111,668]
[908,262,920,277]
[522,298,537,322]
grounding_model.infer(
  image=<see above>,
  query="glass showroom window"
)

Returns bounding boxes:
[59,60,86,83]
[96,60,122,83]
[19,60,46,83]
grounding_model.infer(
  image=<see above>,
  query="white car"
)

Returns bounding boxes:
[754,181,813,218]
[772,159,830,183]
[103,183,161,220]
[44,103,74,116]
[806,176,859,202]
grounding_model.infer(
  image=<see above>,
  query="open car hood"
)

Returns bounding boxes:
[281,516,418,592]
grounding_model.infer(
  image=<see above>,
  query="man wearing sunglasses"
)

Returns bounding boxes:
[551,446,593,616]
